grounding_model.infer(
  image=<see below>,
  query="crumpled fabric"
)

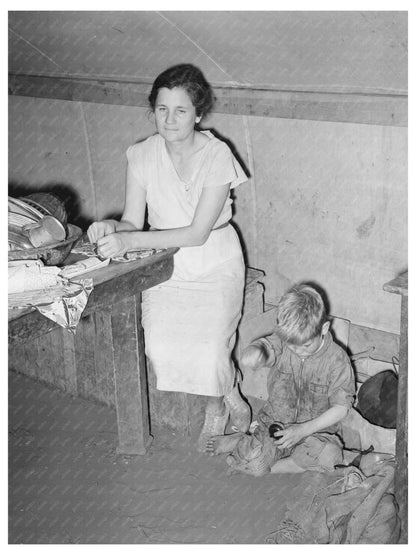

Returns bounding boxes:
[226,425,287,477]
[265,458,400,544]
[36,278,93,332]
[9,259,94,332]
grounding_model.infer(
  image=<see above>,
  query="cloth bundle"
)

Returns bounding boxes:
[8,260,61,294]
[8,260,93,332]
[265,455,400,544]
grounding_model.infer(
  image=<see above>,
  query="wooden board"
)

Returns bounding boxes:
[9,73,407,127]
[384,272,408,543]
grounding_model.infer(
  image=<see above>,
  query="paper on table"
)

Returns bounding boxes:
[59,256,110,279]
[111,249,162,262]
[36,279,93,332]
[9,278,93,332]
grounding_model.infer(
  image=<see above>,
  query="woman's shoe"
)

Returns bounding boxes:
[224,384,251,433]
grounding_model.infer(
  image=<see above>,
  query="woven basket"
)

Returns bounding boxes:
[8,224,82,266]
[22,193,68,228]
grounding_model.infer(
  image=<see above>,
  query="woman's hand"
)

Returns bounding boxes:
[87,221,116,244]
[273,423,308,450]
[96,232,131,259]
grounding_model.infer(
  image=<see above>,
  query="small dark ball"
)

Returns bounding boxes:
[269,422,284,438]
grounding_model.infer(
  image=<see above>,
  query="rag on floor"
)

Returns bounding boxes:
[265,457,400,544]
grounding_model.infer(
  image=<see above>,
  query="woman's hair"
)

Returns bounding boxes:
[275,283,327,345]
[148,63,215,120]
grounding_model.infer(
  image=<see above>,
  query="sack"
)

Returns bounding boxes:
[356,370,398,428]
[340,409,396,455]
[266,463,401,544]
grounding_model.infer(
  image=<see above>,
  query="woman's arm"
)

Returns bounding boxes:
[96,182,231,258]
[87,218,136,243]
[119,163,147,230]
[87,163,147,243]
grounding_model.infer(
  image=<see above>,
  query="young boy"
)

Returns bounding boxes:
[206,283,356,476]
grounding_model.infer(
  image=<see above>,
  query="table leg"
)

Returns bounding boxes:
[111,294,152,455]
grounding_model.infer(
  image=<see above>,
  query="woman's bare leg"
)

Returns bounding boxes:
[224,384,251,432]
[197,396,229,453]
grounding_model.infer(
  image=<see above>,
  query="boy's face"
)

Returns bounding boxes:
[286,321,330,358]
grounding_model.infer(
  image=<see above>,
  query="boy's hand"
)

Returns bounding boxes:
[240,344,268,372]
[273,423,308,450]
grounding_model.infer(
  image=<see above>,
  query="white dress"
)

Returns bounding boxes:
[126,131,247,396]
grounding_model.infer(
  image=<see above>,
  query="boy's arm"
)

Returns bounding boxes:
[240,333,283,372]
[327,356,356,409]
[298,405,348,436]
[274,353,355,449]
[274,405,348,449]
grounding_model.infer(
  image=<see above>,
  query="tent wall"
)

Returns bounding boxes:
[8,11,407,337]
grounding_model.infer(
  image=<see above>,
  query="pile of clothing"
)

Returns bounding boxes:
[266,451,400,544]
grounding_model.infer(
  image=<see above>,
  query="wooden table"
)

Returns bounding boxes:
[9,248,177,455]
[383,271,408,543]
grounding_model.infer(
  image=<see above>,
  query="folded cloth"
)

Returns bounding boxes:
[8,260,61,294]
[8,260,93,332]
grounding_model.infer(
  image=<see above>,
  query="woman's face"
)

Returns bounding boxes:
[154,87,200,144]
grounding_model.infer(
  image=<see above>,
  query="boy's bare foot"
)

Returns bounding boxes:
[205,432,244,455]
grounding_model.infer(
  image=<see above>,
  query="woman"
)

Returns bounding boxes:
[88,63,250,451]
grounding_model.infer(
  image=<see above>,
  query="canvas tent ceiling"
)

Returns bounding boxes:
[9,11,407,94]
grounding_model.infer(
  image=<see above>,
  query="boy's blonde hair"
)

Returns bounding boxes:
[275,283,327,345]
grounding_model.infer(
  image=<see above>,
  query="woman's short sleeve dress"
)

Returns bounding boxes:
[126,131,247,396]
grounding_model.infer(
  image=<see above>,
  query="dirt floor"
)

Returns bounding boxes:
[8,370,305,545]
